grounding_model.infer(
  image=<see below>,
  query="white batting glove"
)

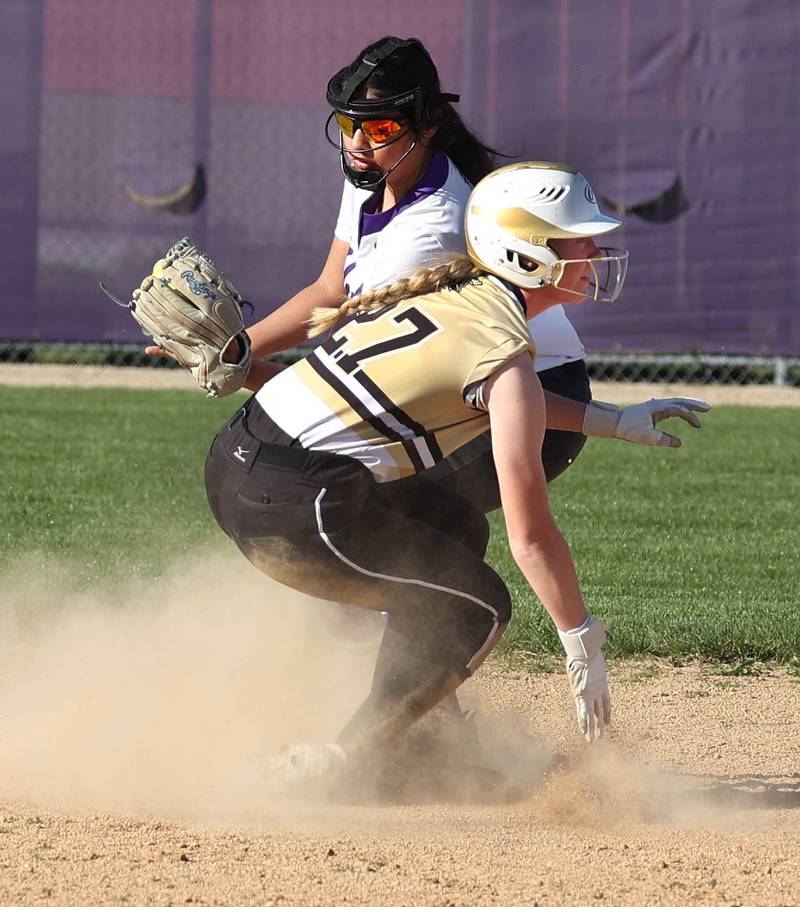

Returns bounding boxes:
[557,617,611,742]
[583,397,711,448]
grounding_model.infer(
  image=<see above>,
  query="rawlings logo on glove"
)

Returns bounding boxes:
[180,269,219,300]
[101,237,253,398]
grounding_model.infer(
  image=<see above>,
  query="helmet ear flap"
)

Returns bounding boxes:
[505,248,553,286]
[511,250,544,274]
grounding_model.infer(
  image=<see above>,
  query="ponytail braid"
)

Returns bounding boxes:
[306,255,483,339]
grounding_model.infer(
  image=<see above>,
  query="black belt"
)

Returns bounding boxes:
[225,395,371,480]
[225,402,313,472]
[253,442,314,471]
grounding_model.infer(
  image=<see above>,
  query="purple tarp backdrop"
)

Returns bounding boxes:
[1,0,798,354]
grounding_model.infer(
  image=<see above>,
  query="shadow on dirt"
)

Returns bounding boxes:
[687,773,800,811]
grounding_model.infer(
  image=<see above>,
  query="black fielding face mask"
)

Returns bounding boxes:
[325,38,459,192]
[338,134,419,192]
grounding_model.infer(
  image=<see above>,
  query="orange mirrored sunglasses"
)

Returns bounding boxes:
[334,112,406,144]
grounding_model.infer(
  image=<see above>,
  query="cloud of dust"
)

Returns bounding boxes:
[529,740,769,832]
[0,553,773,830]
[0,551,383,822]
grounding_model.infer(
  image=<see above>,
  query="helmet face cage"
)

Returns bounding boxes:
[550,248,630,303]
[470,227,629,301]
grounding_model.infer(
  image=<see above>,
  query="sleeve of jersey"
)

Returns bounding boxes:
[333,181,353,242]
[462,309,535,412]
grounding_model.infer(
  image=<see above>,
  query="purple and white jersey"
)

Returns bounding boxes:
[334,152,467,297]
[333,152,585,372]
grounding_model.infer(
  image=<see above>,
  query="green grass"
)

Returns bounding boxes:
[2,387,798,661]
[491,405,800,661]
[0,387,242,585]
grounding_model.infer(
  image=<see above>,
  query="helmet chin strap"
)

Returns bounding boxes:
[339,137,419,192]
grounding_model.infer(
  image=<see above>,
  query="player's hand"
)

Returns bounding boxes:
[564,649,611,741]
[583,398,711,448]
[616,397,711,447]
[145,344,176,361]
[557,616,611,742]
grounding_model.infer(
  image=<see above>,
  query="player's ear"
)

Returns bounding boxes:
[420,124,439,145]
[419,106,442,145]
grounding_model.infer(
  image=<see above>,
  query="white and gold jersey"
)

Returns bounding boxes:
[254,275,533,482]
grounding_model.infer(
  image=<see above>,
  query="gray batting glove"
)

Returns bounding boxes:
[583,397,711,448]
[558,617,611,742]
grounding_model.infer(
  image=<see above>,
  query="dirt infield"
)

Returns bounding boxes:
[2,370,798,905]
[1,362,799,406]
[1,557,798,907]
[1,663,798,906]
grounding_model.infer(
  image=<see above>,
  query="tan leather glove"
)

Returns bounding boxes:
[102,237,252,397]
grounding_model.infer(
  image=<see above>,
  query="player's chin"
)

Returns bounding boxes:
[548,287,587,306]
[560,280,594,305]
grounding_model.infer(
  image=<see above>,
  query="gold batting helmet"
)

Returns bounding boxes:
[466,162,629,301]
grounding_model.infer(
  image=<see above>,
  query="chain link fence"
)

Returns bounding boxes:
[2,342,798,387]
[584,353,800,387]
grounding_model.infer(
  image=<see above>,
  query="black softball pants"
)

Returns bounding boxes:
[423,359,592,513]
[204,402,512,744]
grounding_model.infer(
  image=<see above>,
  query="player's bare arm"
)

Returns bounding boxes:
[486,354,587,630]
[486,352,611,741]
